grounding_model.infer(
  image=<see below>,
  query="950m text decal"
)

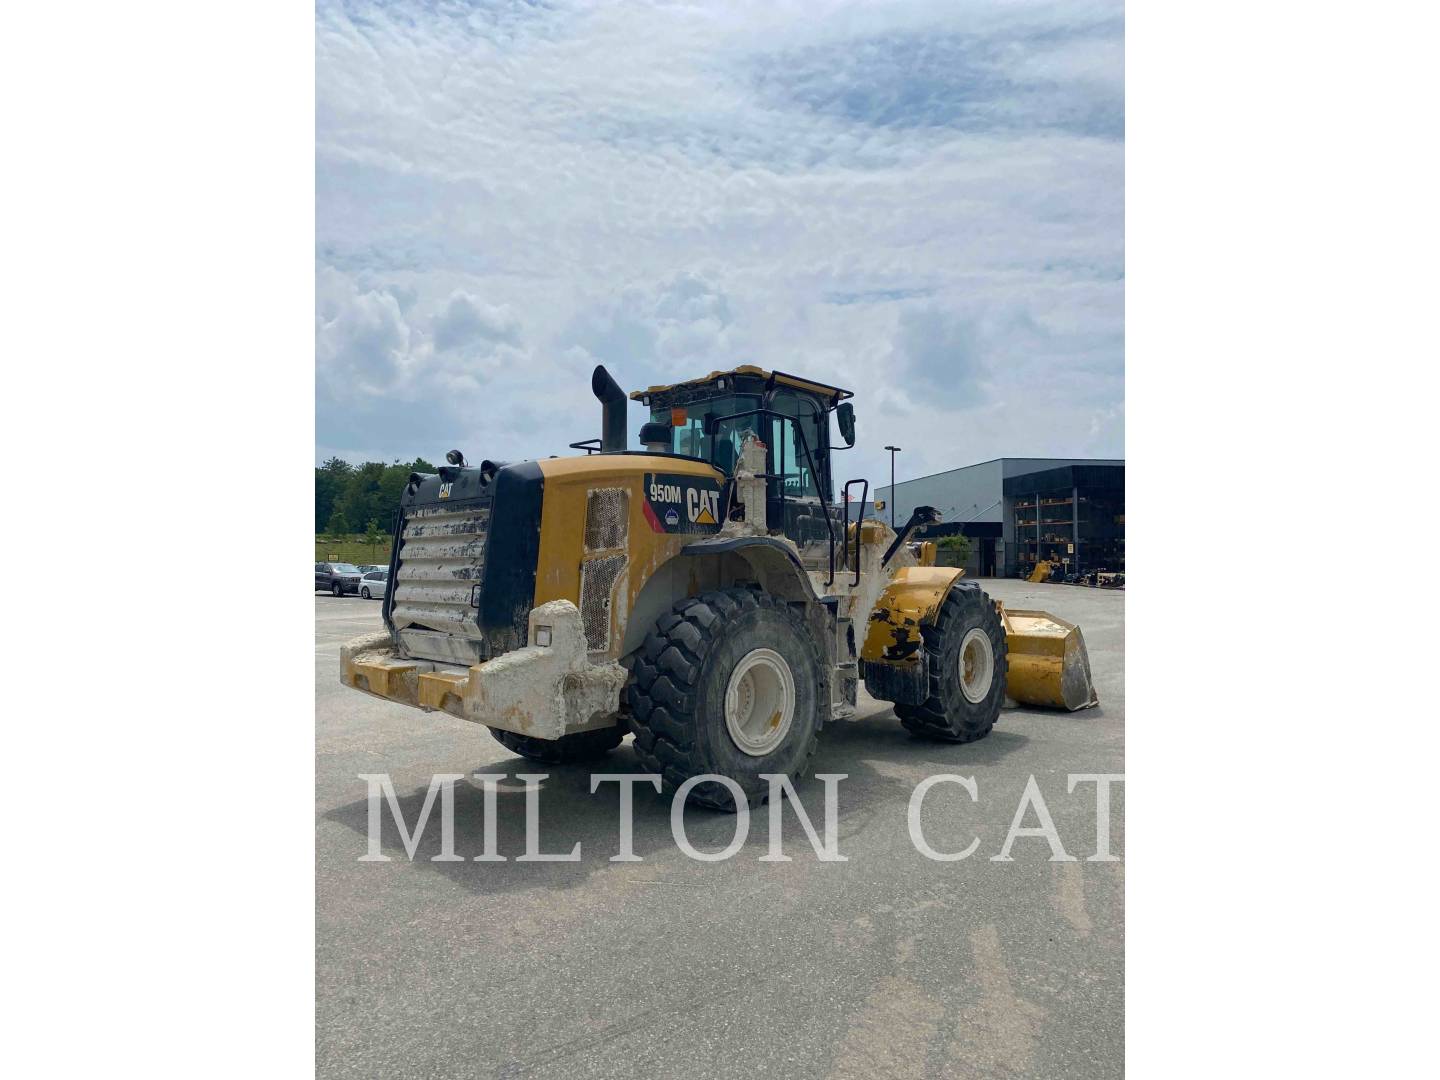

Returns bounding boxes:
[642,473,723,534]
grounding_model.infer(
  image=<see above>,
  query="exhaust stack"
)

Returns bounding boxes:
[592,365,627,453]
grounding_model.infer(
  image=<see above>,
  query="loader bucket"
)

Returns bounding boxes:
[997,604,1099,711]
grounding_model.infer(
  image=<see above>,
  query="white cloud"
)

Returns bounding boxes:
[316,0,1123,483]
[315,270,411,398]
[892,308,990,406]
[432,291,520,353]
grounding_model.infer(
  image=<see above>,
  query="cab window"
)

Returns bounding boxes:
[768,391,826,501]
[651,394,759,473]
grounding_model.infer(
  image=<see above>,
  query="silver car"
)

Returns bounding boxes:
[358,570,389,600]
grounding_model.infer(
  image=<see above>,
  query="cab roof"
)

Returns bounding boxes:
[629,365,853,405]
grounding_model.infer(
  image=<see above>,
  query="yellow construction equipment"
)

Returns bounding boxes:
[997,605,1099,711]
[1027,559,1056,583]
[340,363,1099,810]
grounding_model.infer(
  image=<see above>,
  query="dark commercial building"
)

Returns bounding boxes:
[1003,463,1125,577]
[876,457,1124,577]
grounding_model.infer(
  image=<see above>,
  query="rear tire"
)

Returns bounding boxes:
[627,588,825,812]
[488,726,624,763]
[894,583,1007,743]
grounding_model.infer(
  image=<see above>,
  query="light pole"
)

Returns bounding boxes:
[884,445,902,529]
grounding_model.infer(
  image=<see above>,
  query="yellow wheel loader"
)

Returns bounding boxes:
[340,364,1096,810]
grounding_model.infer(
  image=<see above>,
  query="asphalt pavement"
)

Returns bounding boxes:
[316,579,1124,1078]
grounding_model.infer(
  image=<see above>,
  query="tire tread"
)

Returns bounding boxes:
[627,588,823,811]
[488,725,624,763]
[896,585,1008,743]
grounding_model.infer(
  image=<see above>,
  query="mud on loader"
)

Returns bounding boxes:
[341,365,1097,811]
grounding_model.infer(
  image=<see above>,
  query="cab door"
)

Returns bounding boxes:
[764,390,833,550]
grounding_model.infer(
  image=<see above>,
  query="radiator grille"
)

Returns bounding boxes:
[579,554,626,652]
[584,487,629,551]
[391,502,489,647]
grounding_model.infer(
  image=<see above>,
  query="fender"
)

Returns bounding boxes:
[617,536,820,659]
[860,565,966,666]
[680,536,817,601]
[860,565,967,706]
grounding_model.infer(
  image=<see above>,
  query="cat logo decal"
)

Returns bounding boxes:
[642,473,723,534]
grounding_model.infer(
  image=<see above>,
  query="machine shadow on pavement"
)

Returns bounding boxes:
[321,709,1031,895]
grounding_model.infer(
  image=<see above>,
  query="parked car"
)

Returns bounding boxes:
[357,564,383,574]
[315,562,363,596]
[359,570,389,600]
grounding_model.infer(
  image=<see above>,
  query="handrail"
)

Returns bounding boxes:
[841,479,869,587]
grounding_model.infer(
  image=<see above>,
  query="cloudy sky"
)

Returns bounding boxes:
[316,0,1123,488]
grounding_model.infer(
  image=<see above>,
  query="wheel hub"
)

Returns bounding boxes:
[959,628,995,704]
[724,648,796,757]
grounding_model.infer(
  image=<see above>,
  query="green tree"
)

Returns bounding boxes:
[376,462,411,520]
[937,533,972,564]
[316,456,438,538]
[371,458,438,531]
[364,518,384,558]
[315,456,354,532]
[333,461,386,537]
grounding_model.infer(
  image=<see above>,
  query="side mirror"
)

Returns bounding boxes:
[837,402,856,447]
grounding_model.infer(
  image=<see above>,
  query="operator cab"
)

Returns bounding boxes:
[630,366,861,570]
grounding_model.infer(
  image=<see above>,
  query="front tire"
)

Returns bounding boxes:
[628,588,825,811]
[894,583,1007,743]
[488,726,623,763]
[331,582,342,597]
[361,586,371,599]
